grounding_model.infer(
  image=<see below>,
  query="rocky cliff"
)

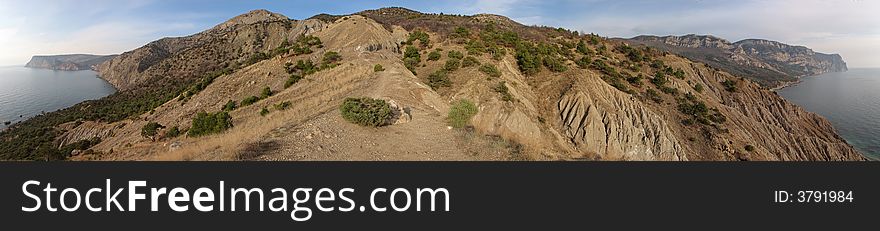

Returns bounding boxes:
[25,54,117,71]
[0,8,865,161]
[626,35,847,87]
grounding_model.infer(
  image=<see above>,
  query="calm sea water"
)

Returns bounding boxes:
[777,68,880,160]
[0,66,116,130]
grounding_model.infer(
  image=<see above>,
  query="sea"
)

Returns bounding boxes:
[777,68,880,160]
[0,66,116,130]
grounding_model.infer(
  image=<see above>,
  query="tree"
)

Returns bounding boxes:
[141,122,165,141]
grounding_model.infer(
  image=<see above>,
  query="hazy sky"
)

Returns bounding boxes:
[1,0,877,67]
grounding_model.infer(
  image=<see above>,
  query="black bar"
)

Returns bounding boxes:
[0,162,875,229]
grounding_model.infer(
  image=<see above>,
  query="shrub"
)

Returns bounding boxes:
[480,63,502,78]
[694,83,704,93]
[427,70,451,90]
[322,51,342,65]
[285,75,303,88]
[576,40,590,55]
[745,145,756,152]
[651,72,668,86]
[339,97,392,127]
[575,56,591,69]
[722,79,737,92]
[406,31,430,47]
[222,100,237,111]
[241,96,260,107]
[462,56,480,67]
[448,50,464,60]
[427,51,441,61]
[444,58,461,71]
[188,111,233,137]
[489,46,506,60]
[244,52,269,66]
[673,68,686,79]
[260,107,270,116]
[374,64,385,72]
[141,122,165,141]
[493,82,514,101]
[274,101,291,111]
[447,99,478,128]
[260,86,273,99]
[453,27,470,38]
[166,126,181,138]
[543,56,568,72]
[645,89,662,103]
[626,74,643,87]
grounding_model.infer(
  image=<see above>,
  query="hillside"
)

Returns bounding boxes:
[625,35,847,88]
[25,54,117,71]
[0,8,865,161]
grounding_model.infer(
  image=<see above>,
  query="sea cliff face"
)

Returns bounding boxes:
[25,54,117,71]
[626,35,847,87]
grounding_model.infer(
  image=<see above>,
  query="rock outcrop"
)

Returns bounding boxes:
[625,35,847,87]
[25,54,117,71]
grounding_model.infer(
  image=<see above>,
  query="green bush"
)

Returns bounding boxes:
[652,72,669,86]
[694,83,704,93]
[241,96,260,107]
[575,56,591,69]
[444,58,461,71]
[480,63,502,78]
[374,64,385,72]
[244,52,269,66]
[645,89,663,103]
[166,126,181,138]
[448,50,464,60]
[624,75,642,87]
[274,101,291,111]
[447,99,478,128]
[339,97,393,127]
[453,27,470,38]
[673,68,686,79]
[260,107,270,116]
[745,145,756,152]
[141,122,165,141]
[188,111,233,137]
[493,82,514,101]
[285,75,303,88]
[427,70,451,90]
[322,51,342,65]
[406,31,430,47]
[260,86,273,99]
[427,51,441,61]
[462,56,480,67]
[722,79,737,92]
[222,100,237,111]
[543,56,568,72]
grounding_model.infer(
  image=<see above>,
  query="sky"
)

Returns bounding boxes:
[0,0,878,67]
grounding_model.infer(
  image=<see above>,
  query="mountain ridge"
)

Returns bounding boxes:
[625,34,847,87]
[25,54,118,71]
